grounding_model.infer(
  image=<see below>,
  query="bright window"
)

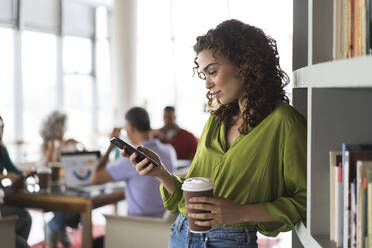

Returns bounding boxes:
[63,36,92,74]
[63,36,93,146]
[0,5,111,162]
[96,7,113,135]
[0,28,14,145]
[136,0,174,128]
[63,74,93,146]
[22,31,57,156]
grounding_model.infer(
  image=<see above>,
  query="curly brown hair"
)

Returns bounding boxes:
[193,19,289,134]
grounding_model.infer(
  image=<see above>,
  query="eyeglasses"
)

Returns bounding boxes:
[197,71,206,80]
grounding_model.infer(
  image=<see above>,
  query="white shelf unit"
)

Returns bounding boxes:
[292,58,372,248]
[292,1,372,247]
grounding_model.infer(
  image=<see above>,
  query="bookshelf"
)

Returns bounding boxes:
[292,0,372,247]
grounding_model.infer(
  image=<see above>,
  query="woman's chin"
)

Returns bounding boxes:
[217,98,227,105]
[219,98,234,105]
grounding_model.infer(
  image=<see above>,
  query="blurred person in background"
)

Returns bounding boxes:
[154,106,198,160]
[40,111,84,248]
[90,106,177,217]
[40,110,84,163]
[0,115,32,248]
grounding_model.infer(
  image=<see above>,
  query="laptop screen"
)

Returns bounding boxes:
[60,151,101,187]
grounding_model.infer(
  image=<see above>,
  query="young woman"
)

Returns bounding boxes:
[125,19,307,247]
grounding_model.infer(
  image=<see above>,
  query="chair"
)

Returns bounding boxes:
[104,212,177,248]
[0,215,18,248]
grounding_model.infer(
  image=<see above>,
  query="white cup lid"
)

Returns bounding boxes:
[181,177,214,192]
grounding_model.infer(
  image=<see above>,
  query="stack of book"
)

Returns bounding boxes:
[330,144,372,248]
[333,0,372,59]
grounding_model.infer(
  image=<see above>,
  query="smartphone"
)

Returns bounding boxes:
[110,137,159,167]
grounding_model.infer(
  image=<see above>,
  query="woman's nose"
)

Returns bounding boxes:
[205,78,214,89]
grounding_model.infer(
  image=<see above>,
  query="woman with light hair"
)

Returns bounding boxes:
[40,111,84,247]
[40,111,83,163]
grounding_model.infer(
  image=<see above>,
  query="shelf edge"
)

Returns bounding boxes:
[293,56,372,88]
[294,222,321,248]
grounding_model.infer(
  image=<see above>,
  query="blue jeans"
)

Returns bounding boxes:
[169,213,258,248]
[49,211,80,231]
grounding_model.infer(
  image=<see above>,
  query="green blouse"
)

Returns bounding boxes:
[160,102,307,236]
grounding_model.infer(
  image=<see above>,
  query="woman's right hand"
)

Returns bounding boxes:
[122,146,168,179]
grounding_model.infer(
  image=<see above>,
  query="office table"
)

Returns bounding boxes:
[4,183,125,248]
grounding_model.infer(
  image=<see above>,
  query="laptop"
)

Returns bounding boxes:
[60,151,101,188]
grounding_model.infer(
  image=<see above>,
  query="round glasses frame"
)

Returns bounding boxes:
[197,71,206,80]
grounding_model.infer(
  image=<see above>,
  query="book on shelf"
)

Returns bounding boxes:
[359,0,367,56]
[356,161,372,248]
[366,0,372,54]
[333,0,345,59]
[342,144,372,248]
[351,181,356,248]
[333,0,350,59]
[363,174,368,248]
[330,151,343,246]
[367,169,372,248]
[333,0,372,59]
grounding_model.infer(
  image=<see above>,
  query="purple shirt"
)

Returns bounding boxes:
[106,139,176,217]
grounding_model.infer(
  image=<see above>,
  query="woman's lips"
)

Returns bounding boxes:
[212,90,221,98]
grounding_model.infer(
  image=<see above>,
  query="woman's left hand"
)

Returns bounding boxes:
[186,196,244,226]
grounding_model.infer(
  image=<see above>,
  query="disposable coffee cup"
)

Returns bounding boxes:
[48,162,61,182]
[37,167,52,191]
[182,177,214,233]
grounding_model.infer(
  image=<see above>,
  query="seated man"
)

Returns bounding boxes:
[0,115,32,248]
[91,106,176,217]
[154,106,198,160]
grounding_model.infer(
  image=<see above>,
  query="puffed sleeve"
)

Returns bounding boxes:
[257,116,307,236]
[159,175,185,214]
